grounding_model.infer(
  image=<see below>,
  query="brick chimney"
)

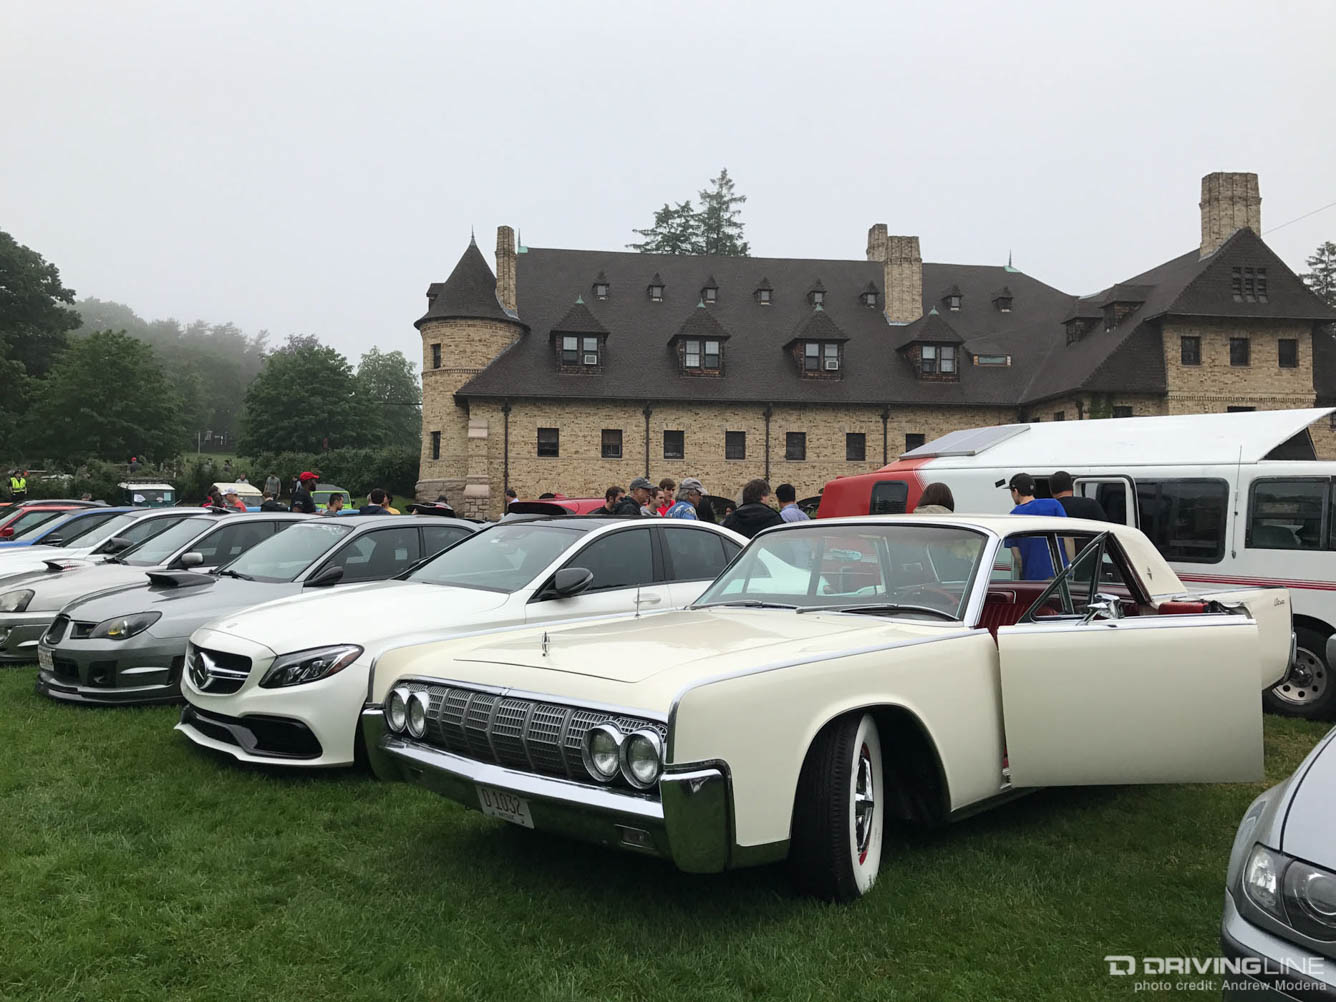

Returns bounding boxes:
[1199,172,1261,259]
[495,224,517,313]
[866,223,888,262]
[866,225,922,323]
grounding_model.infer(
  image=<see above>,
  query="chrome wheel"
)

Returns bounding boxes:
[1273,646,1327,708]
[854,744,876,863]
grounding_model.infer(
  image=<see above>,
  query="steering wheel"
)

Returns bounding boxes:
[895,584,960,610]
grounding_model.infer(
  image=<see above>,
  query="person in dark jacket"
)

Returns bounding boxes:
[259,492,287,512]
[290,472,318,514]
[1050,470,1110,521]
[721,479,785,539]
[358,487,392,515]
[607,479,650,517]
[592,485,626,515]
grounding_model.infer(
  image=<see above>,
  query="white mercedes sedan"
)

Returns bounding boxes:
[177,516,744,767]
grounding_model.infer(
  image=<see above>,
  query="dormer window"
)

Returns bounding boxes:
[1232,266,1268,303]
[807,280,826,307]
[941,285,963,312]
[647,273,665,302]
[1066,319,1088,344]
[992,286,1013,312]
[803,341,840,372]
[861,283,879,308]
[682,338,722,371]
[561,335,600,366]
[701,275,719,303]
[592,271,610,300]
[946,294,961,311]
[1103,305,1117,332]
[920,344,956,375]
[755,278,773,305]
[974,354,1011,366]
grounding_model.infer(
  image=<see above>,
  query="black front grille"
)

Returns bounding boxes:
[88,660,116,686]
[186,645,252,695]
[52,657,79,681]
[403,681,665,793]
[181,704,322,759]
[45,615,69,645]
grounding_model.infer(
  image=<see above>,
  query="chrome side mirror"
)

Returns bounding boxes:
[1084,593,1123,622]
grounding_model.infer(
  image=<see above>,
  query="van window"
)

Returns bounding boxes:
[1247,478,1327,550]
[869,481,908,514]
[1135,479,1228,563]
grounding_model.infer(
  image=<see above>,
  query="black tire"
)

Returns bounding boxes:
[1264,625,1336,720]
[787,712,885,902]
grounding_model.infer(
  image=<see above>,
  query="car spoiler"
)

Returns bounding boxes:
[145,570,213,589]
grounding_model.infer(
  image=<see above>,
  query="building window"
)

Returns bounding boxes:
[1066,320,1088,344]
[1230,337,1251,366]
[560,335,579,365]
[663,430,684,460]
[862,290,878,308]
[756,288,772,305]
[1279,338,1298,368]
[920,344,956,375]
[431,343,441,369]
[1053,411,1066,422]
[810,289,825,306]
[975,354,1010,366]
[785,432,806,461]
[703,340,720,368]
[703,286,717,303]
[1103,305,1117,332]
[1228,406,1256,412]
[803,341,840,372]
[905,433,925,451]
[1233,267,1269,303]
[1181,336,1201,366]
[582,336,599,365]
[725,430,746,460]
[537,427,559,457]
[684,340,701,368]
[601,429,622,459]
[649,285,664,302]
[994,295,1013,312]
[946,294,961,311]
[1112,406,1133,418]
[681,339,722,371]
[594,282,609,300]
[846,432,866,461]
[430,431,440,460]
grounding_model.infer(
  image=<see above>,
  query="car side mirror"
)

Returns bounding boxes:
[305,565,344,588]
[102,536,132,554]
[0,527,13,539]
[551,567,593,598]
[180,551,205,568]
[1084,593,1123,622]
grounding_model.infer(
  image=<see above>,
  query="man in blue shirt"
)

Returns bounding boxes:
[1003,473,1066,580]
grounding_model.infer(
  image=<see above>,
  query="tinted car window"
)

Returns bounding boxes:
[123,518,218,566]
[99,513,191,553]
[421,524,472,558]
[46,511,123,545]
[564,528,654,592]
[223,521,352,582]
[5,510,64,539]
[1247,478,1326,550]
[1136,479,1228,563]
[182,520,281,568]
[662,527,731,581]
[869,481,908,515]
[322,527,420,583]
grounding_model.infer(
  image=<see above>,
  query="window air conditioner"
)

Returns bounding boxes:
[824,359,840,371]
[583,354,598,365]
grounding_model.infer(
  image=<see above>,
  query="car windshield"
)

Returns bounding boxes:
[121,517,214,566]
[694,523,988,620]
[6,510,66,540]
[408,522,584,593]
[219,521,352,582]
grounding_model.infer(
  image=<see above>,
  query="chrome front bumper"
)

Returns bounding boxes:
[361,708,734,873]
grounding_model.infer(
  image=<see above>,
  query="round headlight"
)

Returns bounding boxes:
[407,690,430,739]
[582,723,622,782]
[386,686,410,734]
[621,729,664,789]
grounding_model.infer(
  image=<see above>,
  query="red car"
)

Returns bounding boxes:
[506,496,609,516]
[0,503,92,540]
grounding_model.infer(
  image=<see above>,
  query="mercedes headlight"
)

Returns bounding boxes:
[406,690,430,739]
[582,723,622,782]
[386,686,411,734]
[0,589,34,613]
[91,611,161,640]
[1244,843,1336,941]
[620,729,664,789]
[259,645,364,688]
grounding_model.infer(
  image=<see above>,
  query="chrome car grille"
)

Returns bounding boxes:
[403,681,667,793]
[186,645,252,695]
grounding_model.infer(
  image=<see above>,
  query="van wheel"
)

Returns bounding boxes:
[1264,626,1335,720]
[788,712,885,902]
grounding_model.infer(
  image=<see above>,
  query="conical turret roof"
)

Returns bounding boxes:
[415,237,518,328]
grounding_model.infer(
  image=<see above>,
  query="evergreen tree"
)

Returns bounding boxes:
[628,201,702,254]
[695,168,750,257]
[1300,241,1336,307]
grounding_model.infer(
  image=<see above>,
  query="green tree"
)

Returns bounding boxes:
[0,231,81,379]
[1300,241,1336,307]
[695,168,750,256]
[23,331,185,463]
[628,200,702,254]
[238,335,362,454]
[355,347,421,450]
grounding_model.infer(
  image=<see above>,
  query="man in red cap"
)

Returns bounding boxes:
[290,472,318,514]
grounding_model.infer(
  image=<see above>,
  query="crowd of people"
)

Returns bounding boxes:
[202,470,417,518]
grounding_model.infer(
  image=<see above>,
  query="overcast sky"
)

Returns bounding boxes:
[4,0,1334,364]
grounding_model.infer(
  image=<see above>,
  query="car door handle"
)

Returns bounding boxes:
[636,593,662,605]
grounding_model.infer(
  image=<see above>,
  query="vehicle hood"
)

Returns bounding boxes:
[63,576,300,639]
[372,608,953,708]
[1280,727,1336,865]
[201,581,512,656]
[3,563,164,613]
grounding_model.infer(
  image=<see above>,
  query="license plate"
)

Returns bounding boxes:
[38,646,53,672]
[476,784,533,828]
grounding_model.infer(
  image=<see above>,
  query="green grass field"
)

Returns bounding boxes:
[0,666,1327,1001]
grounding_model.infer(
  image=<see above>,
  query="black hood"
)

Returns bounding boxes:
[723,503,784,538]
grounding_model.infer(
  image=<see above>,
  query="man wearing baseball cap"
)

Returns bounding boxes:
[624,477,658,516]
[1002,472,1066,580]
[290,471,319,514]
[665,478,706,519]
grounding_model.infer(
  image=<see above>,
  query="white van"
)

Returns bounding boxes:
[816,407,1334,719]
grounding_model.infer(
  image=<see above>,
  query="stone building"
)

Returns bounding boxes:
[416,172,1336,519]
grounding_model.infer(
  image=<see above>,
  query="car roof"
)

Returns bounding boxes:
[118,481,175,490]
[211,481,262,492]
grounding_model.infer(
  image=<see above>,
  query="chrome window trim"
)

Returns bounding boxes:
[666,629,985,759]
[997,614,1254,637]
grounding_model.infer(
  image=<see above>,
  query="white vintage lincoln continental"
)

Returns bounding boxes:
[363,515,1293,901]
